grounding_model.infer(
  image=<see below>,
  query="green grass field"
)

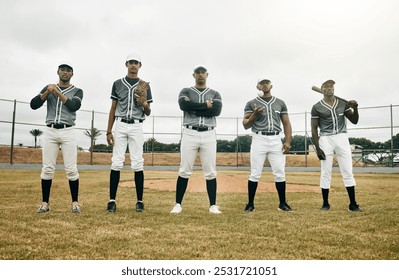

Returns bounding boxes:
[0,170,398,260]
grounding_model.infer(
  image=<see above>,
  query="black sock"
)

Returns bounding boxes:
[41,179,52,203]
[175,176,189,204]
[206,178,217,206]
[69,179,79,202]
[322,188,330,205]
[346,186,356,204]
[248,180,258,205]
[109,170,120,200]
[275,181,287,204]
[135,171,144,201]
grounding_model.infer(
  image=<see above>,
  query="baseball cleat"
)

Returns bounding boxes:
[71,201,81,213]
[107,201,116,213]
[278,202,293,212]
[244,204,255,212]
[209,205,222,214]
[170,203,182,214]
[37,202,50,213]
[348,203,362,212]
[135,201,144,212]
[320,203,331,211]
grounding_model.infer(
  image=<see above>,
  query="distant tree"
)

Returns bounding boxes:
[349,137,385,150]
[233,135,252,152]
[84,128,102,151]
[29,129,43,148]
[290,135,311,154]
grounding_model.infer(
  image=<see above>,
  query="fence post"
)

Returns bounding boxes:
[90,110,94,165]
[304,111,308,168]
[236,117,239,167]
[10,99,16,164]
[151,115,155,166]
[390,104,394,167]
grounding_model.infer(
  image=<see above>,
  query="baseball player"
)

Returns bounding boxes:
[242,78,293,212]
[106,53,153,213]
[30,62,83,213]
[170,66,223,214]
[311,79,361,212]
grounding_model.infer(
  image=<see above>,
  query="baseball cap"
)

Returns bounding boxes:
[257,78,271,84]
[126,53,141,63]
[194,65,207,73]
[58,62,73,70]
[322,79,335,87]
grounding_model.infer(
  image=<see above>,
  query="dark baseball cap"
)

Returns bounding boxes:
[322,79,335,87]
[194,66,207,73]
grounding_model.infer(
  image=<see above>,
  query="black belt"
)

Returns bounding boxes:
[186,125,214,132]
[120,118,143,124]
[256,131,279,136]
[47,123,72,129]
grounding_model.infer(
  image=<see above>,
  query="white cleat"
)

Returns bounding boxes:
[209,205,222,214]
[170,203,182,214]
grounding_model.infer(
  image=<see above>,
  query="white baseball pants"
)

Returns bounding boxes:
[249,133,286,182]
[111,119,144,171]
[41,127,79,181]
[319,133,356,189]
[179,127,217,180]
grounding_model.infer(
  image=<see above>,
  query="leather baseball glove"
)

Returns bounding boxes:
[134,79,149,106]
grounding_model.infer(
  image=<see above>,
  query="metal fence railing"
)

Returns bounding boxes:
[1,98,398,167]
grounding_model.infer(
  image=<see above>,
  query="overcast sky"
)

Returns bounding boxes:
[1,0,398,147]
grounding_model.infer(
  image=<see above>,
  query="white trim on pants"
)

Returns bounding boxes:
[319,133,356,189]
[178,127,217,180]
[111,119,144,171]
[249,133,286,182]
[41,127,79,181]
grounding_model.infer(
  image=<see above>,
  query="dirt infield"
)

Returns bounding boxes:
[120,174,318,193]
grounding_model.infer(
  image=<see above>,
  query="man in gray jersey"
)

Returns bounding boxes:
[242,78,293,212]
[106,52,153,213]
[311,79,361,212]
[30,62,83,214]
[170,66,223,214]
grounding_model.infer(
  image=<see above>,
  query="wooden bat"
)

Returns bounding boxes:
[311,86,348,103]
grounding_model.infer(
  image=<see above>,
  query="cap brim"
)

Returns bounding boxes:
[194,66,207,72]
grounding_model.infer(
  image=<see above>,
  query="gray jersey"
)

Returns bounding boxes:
[244,96,288,133]
[311,99,351,136]
[31,85,83,126]
[178,87,222,127]
[111,77,153,120]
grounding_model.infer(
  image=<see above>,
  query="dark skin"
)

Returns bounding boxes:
[39,67,73,104]
[242,80,292,154]
[106,60,151,146]
[311,82,359,160]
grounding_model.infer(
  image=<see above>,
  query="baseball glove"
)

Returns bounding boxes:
[134,79,149,106]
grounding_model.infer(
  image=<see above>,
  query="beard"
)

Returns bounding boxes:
[60,77,71,83]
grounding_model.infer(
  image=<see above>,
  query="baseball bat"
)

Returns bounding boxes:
[311,86,349,103]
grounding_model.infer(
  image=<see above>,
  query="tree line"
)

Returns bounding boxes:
[28,128,399,153]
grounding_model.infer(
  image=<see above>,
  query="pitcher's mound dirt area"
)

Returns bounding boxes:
[120,174,318,193]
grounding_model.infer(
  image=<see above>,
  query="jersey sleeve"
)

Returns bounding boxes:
[30,86,47,110]
[64,88,83,112]
[244,101,254,115]
[110,82,118,100]
[311,104,319,119]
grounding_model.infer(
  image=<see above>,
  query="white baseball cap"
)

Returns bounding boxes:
[126,53,141,63]
[58,61,73,70]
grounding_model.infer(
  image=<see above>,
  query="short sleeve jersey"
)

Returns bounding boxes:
[244,96,288,133]
[111,77,153,121]
[311,99,352,136]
